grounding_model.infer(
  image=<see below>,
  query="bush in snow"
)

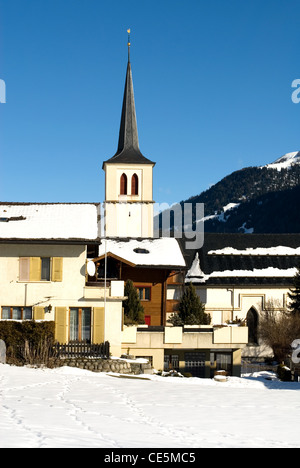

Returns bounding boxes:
[259,298,300,363]
[277,364,292,382]
[0,320,55,366]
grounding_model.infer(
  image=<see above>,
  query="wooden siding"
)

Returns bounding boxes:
[121,266,169,326]
[166,299,180,314]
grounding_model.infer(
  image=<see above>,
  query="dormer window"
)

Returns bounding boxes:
[131,173,138,195]
[120,173,127,195]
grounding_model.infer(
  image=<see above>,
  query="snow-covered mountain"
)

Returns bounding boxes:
[264,151,300,171]
[156,152,300,235]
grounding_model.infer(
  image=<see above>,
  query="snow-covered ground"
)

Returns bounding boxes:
[1,364,300,449]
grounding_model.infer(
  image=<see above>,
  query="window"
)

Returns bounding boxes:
[247,308,259,344]
[137,286,151,301]
[164,354,179,371]
[19,257,63,282]
[69,307,91,342]
[133,248,149,254]
[131,173,138,195]
[120,173,127,195]
[167,286,181,301]
[216,353,232,374]
[1,306,32,320]
[41,257,51,281]
[184,352,206,377]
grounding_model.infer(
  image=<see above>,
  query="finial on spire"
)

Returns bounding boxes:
[127,28,131,62]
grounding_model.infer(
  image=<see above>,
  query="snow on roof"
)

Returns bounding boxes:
[98,238,186,268]
[186,245,299,284]
[209,267,298,277]
[0,203,100,241]
[187,267,298,283]
[208,246,300,256]
[186,252,203,278]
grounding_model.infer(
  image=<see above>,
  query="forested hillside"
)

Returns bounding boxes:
[156,152,300,234]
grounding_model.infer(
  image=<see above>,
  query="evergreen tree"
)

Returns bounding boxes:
[123,280,145,325]
[168,283,210,326]
[288,266,300,315]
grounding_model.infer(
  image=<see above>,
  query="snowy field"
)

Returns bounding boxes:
[1,363,300,449]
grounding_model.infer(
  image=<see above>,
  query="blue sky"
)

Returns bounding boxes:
[1,0,300,206]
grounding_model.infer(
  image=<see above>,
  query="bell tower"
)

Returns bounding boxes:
[102,30,155,238]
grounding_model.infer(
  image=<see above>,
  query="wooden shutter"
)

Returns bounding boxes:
[19,257,30,281]
[30,257,41,281]
[33,306,45,321]
[55,307,68,343]
[93,307,105,344]
[52,257,63,282]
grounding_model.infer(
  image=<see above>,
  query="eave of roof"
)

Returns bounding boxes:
[0,238,101,245]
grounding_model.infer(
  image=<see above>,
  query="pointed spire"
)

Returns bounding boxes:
[117,57,140,153]
[127,28,131,62]
[103,30,155,167]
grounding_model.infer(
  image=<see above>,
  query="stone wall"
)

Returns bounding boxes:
[55,357,151,375]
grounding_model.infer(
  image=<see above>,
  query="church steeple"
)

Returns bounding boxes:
[103,31,155,168]
[116,58,141,155]
[102,31,155,239]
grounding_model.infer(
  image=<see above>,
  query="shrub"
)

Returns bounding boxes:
[0,321,55,366]
[277,364,292,382]
[259,298,300,362]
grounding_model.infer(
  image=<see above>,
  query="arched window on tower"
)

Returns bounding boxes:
[246,307,259,345]
[120,173,127,195]
[131,173,138,195]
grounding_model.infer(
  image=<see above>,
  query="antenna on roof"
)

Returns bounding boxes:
[127,28,131,62]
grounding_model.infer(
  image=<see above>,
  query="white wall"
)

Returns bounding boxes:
[0,243,125,354]
[195,285,289,321]
[0,244,86,318]
[104,163,154,238]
